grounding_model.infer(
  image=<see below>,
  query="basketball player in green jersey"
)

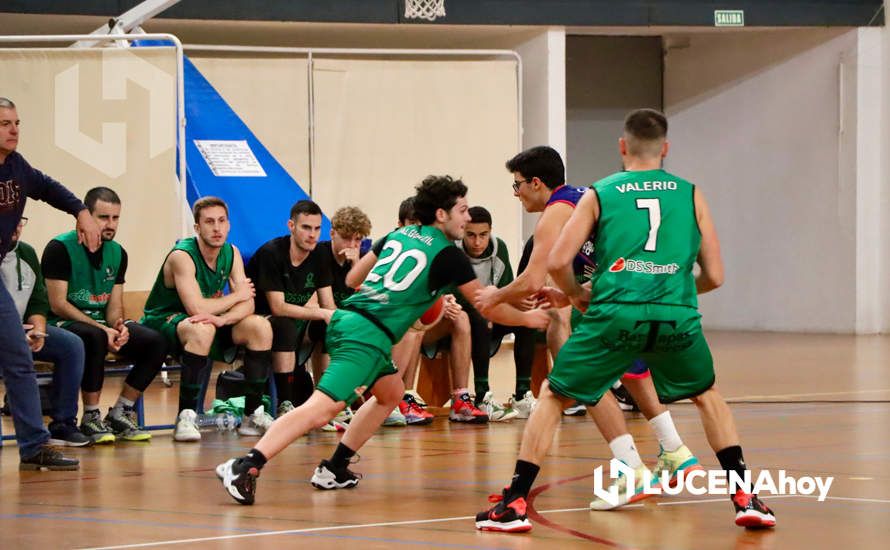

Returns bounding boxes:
[476,109,775,532]
[217,175,550,505]
[141,197,274,442]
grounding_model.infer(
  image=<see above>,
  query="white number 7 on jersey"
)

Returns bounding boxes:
[635,198,661,252]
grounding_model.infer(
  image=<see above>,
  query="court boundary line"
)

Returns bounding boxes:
[82,493,889,550]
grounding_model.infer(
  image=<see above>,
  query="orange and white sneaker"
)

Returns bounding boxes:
[475,490,532,533]
[732,489,776,528]
[449,393,488,424]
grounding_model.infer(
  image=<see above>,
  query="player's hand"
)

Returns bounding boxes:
[103,326,122,351]
[523,308,552,330]
[474,285,499,314]
[568,286,591,313]
[25,326,47,353]
[186,312,227,328]
[535,286,571,309]
[112,319,130,350]
[318,308,335,324]
[76,209,101,252]
[340,247,360,264]
[231,278,256,302]
[442,294,463,320]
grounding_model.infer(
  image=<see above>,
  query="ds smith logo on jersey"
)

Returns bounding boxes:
[609,258,679,275]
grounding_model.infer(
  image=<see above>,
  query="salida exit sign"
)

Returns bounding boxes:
[714,10,745,26]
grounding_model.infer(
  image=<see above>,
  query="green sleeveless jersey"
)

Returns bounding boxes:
[342,225,452,343]
[590,169,700,308]
[142,237,234,322]
[49,230,122,325]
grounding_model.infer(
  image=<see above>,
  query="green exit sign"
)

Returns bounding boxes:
[714,10,745,27]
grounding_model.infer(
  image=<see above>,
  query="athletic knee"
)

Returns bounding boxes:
[237,315,273,348]
[177,321,215,353]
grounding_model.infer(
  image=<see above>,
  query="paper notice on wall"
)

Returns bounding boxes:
[194,140,267,177]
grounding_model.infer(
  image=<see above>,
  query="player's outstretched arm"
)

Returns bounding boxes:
[475,203,574,313]
[459,279,549,329]
[547,190,599,303]
[694,187,724,294]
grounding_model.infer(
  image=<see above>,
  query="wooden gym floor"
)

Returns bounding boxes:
[2,331,889,549]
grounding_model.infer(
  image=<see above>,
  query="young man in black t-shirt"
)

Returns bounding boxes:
[246,200,335,418]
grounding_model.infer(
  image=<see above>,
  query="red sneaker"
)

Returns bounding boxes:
[475,491,532,533]
[449,393,488,423]
[732,489,776,528]
[399,394,434,425]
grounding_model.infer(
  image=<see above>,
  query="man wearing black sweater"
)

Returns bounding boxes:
[0,97,100,470]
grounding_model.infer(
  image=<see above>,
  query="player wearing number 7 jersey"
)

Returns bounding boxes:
[217,175,551,505]
[476,108,775,533]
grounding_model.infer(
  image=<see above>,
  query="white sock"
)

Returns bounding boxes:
[609,434,643,468]
[84,404,100,413]
[649,411,683,452]
[453,388,469,398]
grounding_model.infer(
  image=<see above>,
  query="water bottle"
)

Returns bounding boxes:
[195,412,239,431]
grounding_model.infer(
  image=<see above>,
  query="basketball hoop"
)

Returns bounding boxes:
[404,0,446,21]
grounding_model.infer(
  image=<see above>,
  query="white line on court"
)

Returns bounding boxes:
[81,494,890,549]
[726,388,890,401]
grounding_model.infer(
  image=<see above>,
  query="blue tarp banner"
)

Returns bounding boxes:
[134,41,329,262]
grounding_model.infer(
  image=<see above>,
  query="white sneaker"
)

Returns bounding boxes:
[334,407,354,424]
[509,390,537,419]
[383,406,407,427]
[173,409,201,442]
[480,391,519,422]
[563,403,587,416]
[238,405,274,436]
[320,419,346,432]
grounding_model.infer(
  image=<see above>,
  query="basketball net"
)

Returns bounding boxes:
[404,0,446,21]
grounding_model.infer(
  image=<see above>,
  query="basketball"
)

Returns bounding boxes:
[411,296,445,331]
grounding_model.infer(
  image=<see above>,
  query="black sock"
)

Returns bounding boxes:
[330,442,356,470]
[292,366,314,406]
[243,349,272,415]
[513,328,535,397]
[716,445,747,493]
[506,459,540,500]
[473,377,489,405]
[240,448,268,471]
[179,351,209,412]
[273,371,295,405]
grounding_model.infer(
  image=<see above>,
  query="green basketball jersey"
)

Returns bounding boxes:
[342,225,452,343]
[49,230,122,325]
[142,237,234,322]
[589,169,700,308]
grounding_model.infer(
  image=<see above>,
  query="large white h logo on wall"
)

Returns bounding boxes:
[54,48,175,178]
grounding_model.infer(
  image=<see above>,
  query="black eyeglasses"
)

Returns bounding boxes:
[512,178,530,192]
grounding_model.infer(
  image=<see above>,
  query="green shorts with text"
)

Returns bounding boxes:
[549,303,713,405]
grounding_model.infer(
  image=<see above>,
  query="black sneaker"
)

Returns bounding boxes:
[48,420,93,447]
[732,489,776,528]
[216,458,258,505]
[610,383,639,412]
[310,458,361,490]
[20,445,80,471]
[475,490,532,533]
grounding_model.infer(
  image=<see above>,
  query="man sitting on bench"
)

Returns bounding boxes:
[43,187,167,444]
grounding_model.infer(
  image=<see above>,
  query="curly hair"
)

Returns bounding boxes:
[331,206,372,237]
[412,175,468,225]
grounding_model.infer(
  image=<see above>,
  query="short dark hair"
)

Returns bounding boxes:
[624,108,668,156]
[412,175,468,225]
[468,206,492,226]
[290,199,322,220]
[398,197,416,226]
[192,196,228,223]
[505,145,565,190]
[84,187,121,213]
